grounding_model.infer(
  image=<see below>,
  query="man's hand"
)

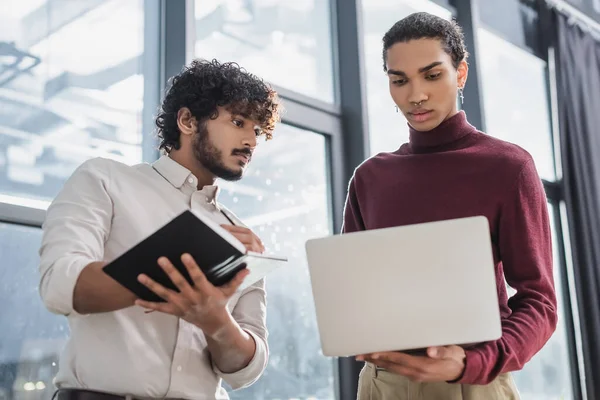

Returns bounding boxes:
[135,253,248,337]
[357,346,466,382]
[221,225,265,253]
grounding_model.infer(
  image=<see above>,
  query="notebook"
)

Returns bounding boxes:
[103,209,287,302]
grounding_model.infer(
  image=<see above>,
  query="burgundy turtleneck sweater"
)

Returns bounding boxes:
[343,111,558,385]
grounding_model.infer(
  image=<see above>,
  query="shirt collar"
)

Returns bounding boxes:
[152,155,220,202]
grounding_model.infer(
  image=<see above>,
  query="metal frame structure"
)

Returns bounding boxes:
[0,0,594,398]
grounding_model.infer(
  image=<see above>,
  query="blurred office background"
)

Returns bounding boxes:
[1,0,599,399]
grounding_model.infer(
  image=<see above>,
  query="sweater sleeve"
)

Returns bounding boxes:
[342,175,366,234]
[458,159,558,384]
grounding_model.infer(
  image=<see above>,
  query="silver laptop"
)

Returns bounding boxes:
[304,216,502,357]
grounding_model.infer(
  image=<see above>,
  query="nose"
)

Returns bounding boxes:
[242,130,258,149]
[408,82,428,105]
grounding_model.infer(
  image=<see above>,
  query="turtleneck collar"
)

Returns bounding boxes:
[408,111,476,153]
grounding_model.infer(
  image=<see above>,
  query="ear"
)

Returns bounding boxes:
[456,59,469,90]
[176,107,197,137]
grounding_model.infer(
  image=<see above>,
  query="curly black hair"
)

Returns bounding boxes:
[382,12,468,71]
[156,59,281,152]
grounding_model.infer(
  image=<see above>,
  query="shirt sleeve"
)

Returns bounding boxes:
[342,174,366,233]
[38,158,113,316]
[212,279,269,390]
[459,158,558,384]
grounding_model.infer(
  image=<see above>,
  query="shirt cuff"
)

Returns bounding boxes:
[456,348,484,384]
[212,329,268,390]
[39,257,91,316]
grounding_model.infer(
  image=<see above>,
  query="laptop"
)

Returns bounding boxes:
[304,216,502,357]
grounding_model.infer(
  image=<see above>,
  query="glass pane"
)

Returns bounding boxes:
[218,124,335,399]
[362,0,452,155]
[0,0,148,202]
[512,203,574,399]
[479,0,543,55]
[194,0,335,103]
[478,28,556,180]
[0,222,68,400]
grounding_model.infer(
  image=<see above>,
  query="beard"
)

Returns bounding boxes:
[192,124,249,181]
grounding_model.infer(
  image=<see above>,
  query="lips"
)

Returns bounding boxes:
[408,109,433,123]
[232,151,251,164]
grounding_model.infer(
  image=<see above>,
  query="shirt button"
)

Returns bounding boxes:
[177,365,182,372]
[187,177,194,184]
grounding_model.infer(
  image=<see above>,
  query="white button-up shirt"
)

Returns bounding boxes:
[38,155,268,399]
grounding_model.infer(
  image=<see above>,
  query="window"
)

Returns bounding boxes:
[0,126,336,400]
[512,203,574,400]
[0,0,150,203]
[0,222,66,400]
[194,0,335,103]
[362,0,452,155]
[0,2,154,397]
[477,28,556,180]
[479,28,573,398]
[217,124,335,399]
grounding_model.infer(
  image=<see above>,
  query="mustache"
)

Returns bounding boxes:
[231,148,253,162]
[232,148,252,158]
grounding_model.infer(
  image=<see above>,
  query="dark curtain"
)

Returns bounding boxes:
[554,10,600,400]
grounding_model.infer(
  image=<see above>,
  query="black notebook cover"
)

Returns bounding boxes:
[103,210,248,302]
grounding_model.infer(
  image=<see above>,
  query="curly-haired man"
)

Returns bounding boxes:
[39,59,282,400]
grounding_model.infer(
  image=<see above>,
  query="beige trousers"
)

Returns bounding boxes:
[357,363,520,400]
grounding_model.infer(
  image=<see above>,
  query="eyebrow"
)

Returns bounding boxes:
[387,61,444,76]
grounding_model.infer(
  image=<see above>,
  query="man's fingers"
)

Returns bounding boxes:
[371,351,413,364]
[220,225,251,233]
[220,225,265,253]
[242,236,265,253]
[156,257,195,298]
[233,232,255,244]
[367,355,436,383]
[427,345,457,359]
[220,268,250,296]
[181,253,212,293]
[427,346,444,359]
[237,237,265,253]
[135,299,181,315]
[138,273,177,302]
[369,360,425,381]
[368,352,435,374]
[137,274,192,312]
[220,225,253,242]
[363,349,462,383]
[222,268,249,291]
[223,230,255,247]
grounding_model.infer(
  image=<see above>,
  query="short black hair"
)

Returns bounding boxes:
[156,59,281,152]
[382,12,468,71]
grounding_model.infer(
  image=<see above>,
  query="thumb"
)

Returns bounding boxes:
[427,346,448,359]
[221,267,249,296]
